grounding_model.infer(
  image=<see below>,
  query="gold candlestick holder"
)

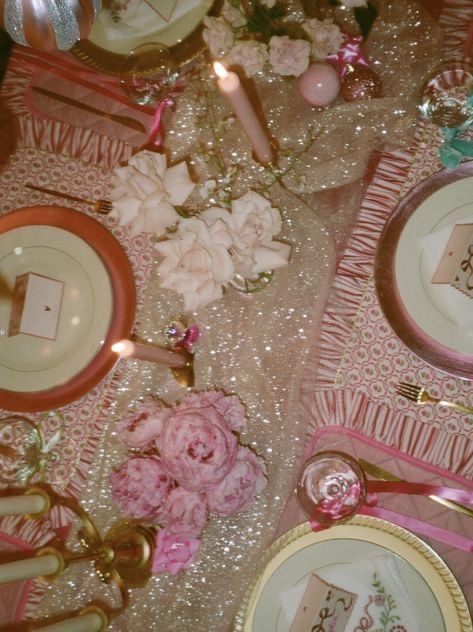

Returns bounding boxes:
[0,486,157,630]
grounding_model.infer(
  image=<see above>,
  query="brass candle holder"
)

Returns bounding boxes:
[0,486,157,630]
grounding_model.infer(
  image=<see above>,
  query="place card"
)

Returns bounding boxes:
[451,238,473,299]
[288,573,357,632]
[8,272,64,340]
[431,223,473,283]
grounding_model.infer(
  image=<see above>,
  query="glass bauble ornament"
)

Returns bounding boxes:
[0,0,101,51]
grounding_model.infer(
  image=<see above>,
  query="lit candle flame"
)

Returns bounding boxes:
[213,61,228,79]
[111,340,130,356]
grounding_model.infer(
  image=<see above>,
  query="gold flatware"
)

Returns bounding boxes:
[26,183,113,214]
[32,86,147,134]
[359,458,473,519]
[396,381,473,415]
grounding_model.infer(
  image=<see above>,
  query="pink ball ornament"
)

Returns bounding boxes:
[298,63,341,107]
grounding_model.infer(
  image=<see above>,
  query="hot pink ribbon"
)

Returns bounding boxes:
[145,77,186,148]
[366,480,473,505]
[308,477,473,552]
[326,35,369,77]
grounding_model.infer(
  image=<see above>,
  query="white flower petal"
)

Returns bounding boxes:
[252,242,291,274]
[112,196,141,226]
[164,162,196,205]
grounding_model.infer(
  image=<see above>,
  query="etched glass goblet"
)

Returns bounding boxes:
[296,451,366,525]
[420,61,473,128]
[120,42,179,106]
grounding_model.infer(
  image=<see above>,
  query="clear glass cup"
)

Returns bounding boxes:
[419,61,473,128]
[296,451,366,525]
[120,42,179,106]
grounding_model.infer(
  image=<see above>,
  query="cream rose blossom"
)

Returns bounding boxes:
[227,40,268,77]
[109,150,195,237]
[202,16,235,57]
[202,191,291,278]
[268,36,310,77]
[155,215,235,312]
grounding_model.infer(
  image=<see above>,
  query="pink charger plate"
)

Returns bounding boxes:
[374,162,473,381]
[0,206,136,412]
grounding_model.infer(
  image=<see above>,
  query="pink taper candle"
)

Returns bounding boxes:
[112,339,188,368]
[214,62,273,164]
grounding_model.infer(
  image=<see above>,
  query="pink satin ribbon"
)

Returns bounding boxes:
[326,35,369,77]
[366,480,473,505]
[308,479,473,552]
[145,77,186,148]
[359,505,473,553]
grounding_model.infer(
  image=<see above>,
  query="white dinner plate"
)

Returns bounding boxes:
[0,206,135,412]
[0,225,112,392]
[375,164,473,380]
[235,516,472,632]
[73,0,220,74]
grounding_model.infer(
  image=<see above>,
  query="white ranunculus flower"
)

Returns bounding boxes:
[268,36,310,77]
[109,150,195,237]
[226,40,268,77]
[338,0,367,7]
[222,0,247,27]
[201,191,290,278]
[202,16,235,57]
[303,18,344,60]
[155,216,235,312]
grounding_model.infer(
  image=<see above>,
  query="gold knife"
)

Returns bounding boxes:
[358,458,473,519]
[32,86,147,134]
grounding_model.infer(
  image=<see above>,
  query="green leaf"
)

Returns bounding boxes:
[354,1,378,38]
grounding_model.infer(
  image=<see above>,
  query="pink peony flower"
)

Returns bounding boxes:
[206,446,267,516]
[116,398,170,450]
[152,529,200,575]
[184,390,247,432]
[157,391,240,492]
[110,457,174,519]
[269,36,310,77]
[160,486,209,538]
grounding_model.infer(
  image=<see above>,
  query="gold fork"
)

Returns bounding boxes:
[26,183,113,214]
[396,382,473,415]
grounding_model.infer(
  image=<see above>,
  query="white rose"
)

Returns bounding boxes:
[226,40,268,77]
[202,16,235,57]
[109,150,195,237]
[202,191,290,278]
[303,18,344,59]
[268,36,310,77]
[222,0,247,27]
[155,216,235,311]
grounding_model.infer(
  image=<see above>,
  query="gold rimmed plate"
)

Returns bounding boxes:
[0,206,135,412]
[73,0,221,75]
[235,516,472,631]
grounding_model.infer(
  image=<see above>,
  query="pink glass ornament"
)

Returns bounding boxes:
[298,63,341,107]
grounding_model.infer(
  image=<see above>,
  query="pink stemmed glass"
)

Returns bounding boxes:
[296,451,366,525]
